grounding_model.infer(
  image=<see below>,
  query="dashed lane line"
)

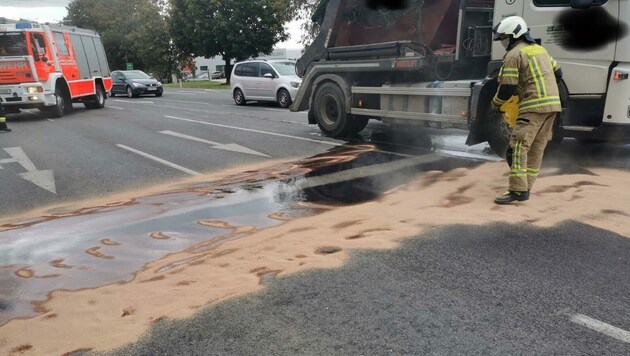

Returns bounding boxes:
[570,314,630,343]
[116,144,201,176]
[107,106,125,110]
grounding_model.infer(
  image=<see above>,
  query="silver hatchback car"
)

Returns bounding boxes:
[230,60,301,108]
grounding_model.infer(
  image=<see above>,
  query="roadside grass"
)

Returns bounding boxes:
[164,81,230,90]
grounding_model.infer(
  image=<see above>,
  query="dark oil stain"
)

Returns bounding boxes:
[315,246,343,255]
[295,254,308,259]
[121,307,136,318]
[150,232,173,240]
[557,8,628,51]
[101,239,122,246]
[176,280,196,286]
[288,226,317,233]
[140,275,166,283]
[85,246,114,259]
[333,220,364,230]
[346,228,392,240]
[601,209,630,217]
[538,180,607,194]
[50,259,73,269]
[62,349,94,356]
[42,313,57,320]
[87,300,97,306]
[10,344,33,353]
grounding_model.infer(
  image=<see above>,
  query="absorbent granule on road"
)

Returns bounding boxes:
[1,162,629,355]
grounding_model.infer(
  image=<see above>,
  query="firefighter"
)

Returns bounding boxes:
[491,16,562,204]
[0,101,11,132]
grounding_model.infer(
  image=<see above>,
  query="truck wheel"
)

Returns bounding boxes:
[313,82,351,137]
[277,89,291,108]
[84,85,105,109]
[349,117,369,134]
[486,107,510,158]
[46,88,66,118]
[233,88,246,105]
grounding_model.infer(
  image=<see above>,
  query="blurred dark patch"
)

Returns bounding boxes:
[556,8,628,51]
[366,0,408,10]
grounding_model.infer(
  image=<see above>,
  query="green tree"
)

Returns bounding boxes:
[65,0,178,81]
[168,0,293,83]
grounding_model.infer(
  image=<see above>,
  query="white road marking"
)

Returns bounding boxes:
[107,106,125,110]
[159,130,270,157]
[165,91,201,95]
[116,144,201,176]
[0,147,57,193]
[570,314,630,343]
[47,119,55,122]
[165,115,342,146]
[204,89,219,92]
[112,99,155,104]
[152,98,211,105]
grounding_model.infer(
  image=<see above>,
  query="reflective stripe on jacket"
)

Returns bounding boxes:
[493,41,561,114]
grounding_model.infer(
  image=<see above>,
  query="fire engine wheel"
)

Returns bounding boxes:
[277,89,291,108]
[313,82,351,137]
[85,85,105,109]
[46,88,66,118]
[486,106,511,159]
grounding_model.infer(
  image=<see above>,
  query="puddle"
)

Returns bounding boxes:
[0,144,474,325]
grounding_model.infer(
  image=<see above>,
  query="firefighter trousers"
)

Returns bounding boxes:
[507,112,556,192]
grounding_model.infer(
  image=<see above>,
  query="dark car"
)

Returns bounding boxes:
[110,70,163,98]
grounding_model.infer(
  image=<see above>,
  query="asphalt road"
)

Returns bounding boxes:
[107,222,630,355]
[3,88,629,218]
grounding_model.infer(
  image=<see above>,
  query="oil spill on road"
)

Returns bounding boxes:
[0,143,472,325]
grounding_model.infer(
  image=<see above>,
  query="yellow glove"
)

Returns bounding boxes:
[500,96,519,128]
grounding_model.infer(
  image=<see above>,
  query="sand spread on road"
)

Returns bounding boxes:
[1,161,629,355]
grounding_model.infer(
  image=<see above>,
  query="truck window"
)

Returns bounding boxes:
[533,0,606,6]
[80,35,101,77]
[0,32,28,56]
[30,33,47,60]
[53,32,69,56]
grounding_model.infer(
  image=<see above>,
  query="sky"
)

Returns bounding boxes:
[0,0,306,49]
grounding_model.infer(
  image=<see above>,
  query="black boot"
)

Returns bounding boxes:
[494,190,529,204]
[0,122,10,132]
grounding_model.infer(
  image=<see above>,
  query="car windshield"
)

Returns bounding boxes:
[0,32,28,56]
[271,62,296,76]
[124,71,151,79]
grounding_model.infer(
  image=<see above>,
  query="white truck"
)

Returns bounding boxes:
[290,0,630,156]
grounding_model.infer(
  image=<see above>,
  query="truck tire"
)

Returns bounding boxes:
[46,88,66,118]
[313,82,351,137]
[486,106,510,158]
[84,84,105,109]
[348,116,369,134]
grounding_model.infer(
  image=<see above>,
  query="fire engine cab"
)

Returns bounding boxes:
[0,19,112,117]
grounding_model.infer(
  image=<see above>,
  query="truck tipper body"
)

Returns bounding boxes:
[290,0,630,156]
[0,19,112,117]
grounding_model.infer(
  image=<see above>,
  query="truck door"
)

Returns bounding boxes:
[523,0,617,94]
[53,32,80,82]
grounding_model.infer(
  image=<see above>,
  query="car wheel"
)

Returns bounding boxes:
[233,88,246,106]
[155,91,162,97]
[110,91,115,97]
[277,88,291,108]
[127,86,135,98]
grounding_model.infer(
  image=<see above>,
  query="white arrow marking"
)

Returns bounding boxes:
[159,130,270,157]
[19,169,57,194]
[1,147,57,194]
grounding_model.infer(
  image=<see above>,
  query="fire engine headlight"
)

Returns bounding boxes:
[26,86,43,94]
[290,81,300,88]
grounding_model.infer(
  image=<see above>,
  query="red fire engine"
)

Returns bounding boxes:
[0,19,112,117]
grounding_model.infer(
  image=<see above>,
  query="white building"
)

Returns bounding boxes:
[192,48,303,77]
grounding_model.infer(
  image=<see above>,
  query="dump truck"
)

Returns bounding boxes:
[289,0,630,157]
[0,18,112,117]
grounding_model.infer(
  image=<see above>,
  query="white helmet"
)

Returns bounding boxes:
[492,16,530,41]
